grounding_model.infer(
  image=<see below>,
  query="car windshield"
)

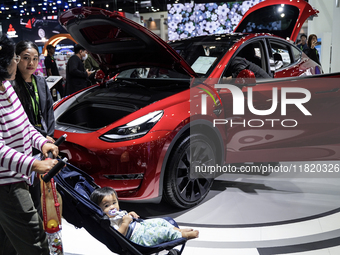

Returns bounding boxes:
[169,34,243,77]
[117,34,243,79]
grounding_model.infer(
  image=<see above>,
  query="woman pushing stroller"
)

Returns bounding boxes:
[90,187,199,247]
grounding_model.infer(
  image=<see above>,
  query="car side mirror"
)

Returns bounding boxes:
[235,69,256,85]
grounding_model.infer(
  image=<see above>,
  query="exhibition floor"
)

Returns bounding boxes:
[62,166,340,255]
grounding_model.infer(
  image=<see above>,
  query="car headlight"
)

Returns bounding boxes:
[100,110,164,142]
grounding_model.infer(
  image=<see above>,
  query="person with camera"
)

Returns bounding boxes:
[304,34,321,66]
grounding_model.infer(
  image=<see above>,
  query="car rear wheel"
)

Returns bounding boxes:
[163,134,215,209]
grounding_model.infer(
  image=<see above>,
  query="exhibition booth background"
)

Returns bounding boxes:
[1,0,340,75]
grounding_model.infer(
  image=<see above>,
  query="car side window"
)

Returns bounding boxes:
[269,40,292,70]
[221,40,269,80]
[235,42,264,69]
[291,46,302,63]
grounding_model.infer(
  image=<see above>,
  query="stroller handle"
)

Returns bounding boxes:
[42,158,68,183]
[47,134,67,159]
[43,134,68,183]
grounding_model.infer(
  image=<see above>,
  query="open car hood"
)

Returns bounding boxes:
[234,0,318,42]
[59,7,196,77]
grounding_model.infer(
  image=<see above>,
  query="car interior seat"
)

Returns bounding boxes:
[238,44,262,68]
[273,53,283,69]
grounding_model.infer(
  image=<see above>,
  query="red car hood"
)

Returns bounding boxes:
[59,7,196,77]
[234,0,318,42]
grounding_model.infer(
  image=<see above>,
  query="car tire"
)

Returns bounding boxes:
[163,134,215,209]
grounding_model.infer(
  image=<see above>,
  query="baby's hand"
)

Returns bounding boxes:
[128,211,139,219]
[122,215,133,224]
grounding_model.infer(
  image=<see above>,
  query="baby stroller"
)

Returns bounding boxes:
[51,161,187,255]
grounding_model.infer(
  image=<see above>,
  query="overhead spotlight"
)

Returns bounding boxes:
[149,17,154,21]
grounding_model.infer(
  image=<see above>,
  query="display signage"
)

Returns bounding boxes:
[6,24,18,38]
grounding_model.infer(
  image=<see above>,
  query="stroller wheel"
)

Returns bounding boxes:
[167,249,180,255]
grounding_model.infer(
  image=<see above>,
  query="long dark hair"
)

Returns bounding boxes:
[307,34,317,49]
[90,187,118,206]
[12,40,40,106]
[0,34,16,82]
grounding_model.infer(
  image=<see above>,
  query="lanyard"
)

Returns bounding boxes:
[25,76,40,123]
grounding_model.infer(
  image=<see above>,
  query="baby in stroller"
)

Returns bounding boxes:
[90,187,199,247]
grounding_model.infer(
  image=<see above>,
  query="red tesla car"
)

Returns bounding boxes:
[54,0,331,208]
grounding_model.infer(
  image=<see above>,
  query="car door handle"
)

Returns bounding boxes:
[315,88,339,94]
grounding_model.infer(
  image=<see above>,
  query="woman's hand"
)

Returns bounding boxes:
[46,136,55,143]
[311,40,317,49]
[41,142,58,158]
[32,159,58,175]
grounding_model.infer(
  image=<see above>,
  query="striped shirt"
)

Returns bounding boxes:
[0,81,48,185]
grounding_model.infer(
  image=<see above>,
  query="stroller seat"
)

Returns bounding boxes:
[54,162,187,255]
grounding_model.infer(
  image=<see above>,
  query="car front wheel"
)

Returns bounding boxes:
[163,134,215,209]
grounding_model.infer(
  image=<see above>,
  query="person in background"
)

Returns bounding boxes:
[44,44,64,99]
[84,53,100,72]
[304,34,321,66]
[11,40,56,217]
[13,41,55,143]
[84,53,101,85]
[224,56,271,79]
[0,33,59,255]
[65,44,92,96]
[296,34,308,51]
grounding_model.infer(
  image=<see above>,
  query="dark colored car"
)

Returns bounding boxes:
[54,0,331,208]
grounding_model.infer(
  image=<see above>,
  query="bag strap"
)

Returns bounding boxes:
[42,177,62,231]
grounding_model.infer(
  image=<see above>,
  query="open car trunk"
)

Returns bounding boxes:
[56,78,190,132]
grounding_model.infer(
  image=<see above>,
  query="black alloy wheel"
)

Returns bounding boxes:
[163,134,216,208]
